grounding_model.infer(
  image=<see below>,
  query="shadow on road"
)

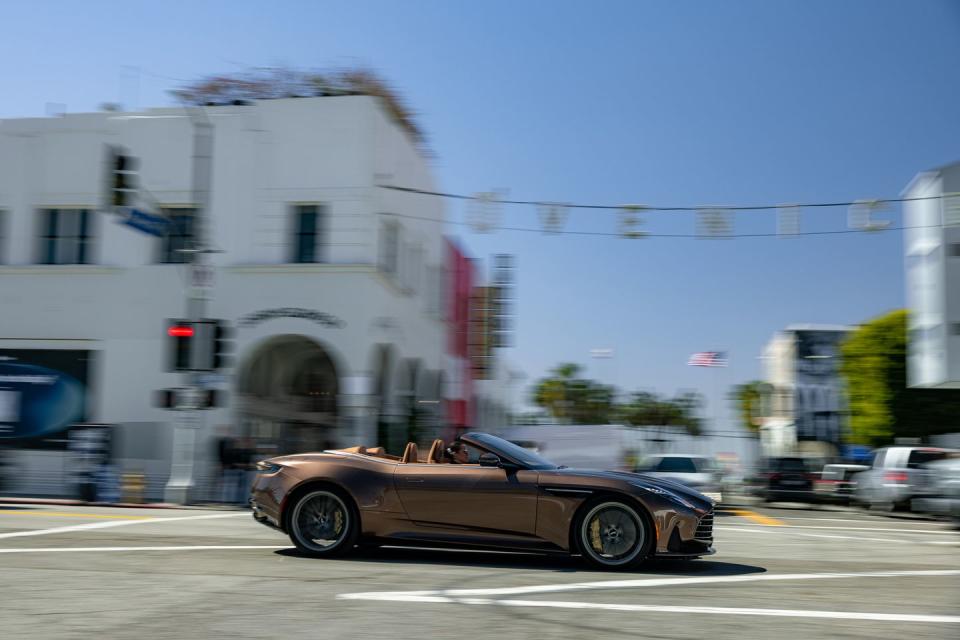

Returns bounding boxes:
[0,505,37,511]
[274,546,766,576]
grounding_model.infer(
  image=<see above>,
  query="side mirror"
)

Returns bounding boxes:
[478,453,502,468]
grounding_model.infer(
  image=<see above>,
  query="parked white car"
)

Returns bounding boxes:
[634,454,723,503]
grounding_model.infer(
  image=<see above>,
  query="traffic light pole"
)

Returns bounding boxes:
[164,108,214,505]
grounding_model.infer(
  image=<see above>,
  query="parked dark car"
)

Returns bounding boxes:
[757,457,815,502]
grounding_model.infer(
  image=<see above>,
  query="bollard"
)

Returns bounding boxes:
[121,472,146,504]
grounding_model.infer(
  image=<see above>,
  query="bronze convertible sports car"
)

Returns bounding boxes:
[250,432,716,569]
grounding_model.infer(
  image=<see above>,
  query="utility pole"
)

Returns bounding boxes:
[164,107,214,505]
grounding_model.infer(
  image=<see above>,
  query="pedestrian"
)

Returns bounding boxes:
[215,427,242,504]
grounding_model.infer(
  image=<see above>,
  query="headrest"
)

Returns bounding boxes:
[426,439,444,463]
[401,442,420,464]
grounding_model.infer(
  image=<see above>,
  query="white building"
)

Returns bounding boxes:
[0,96,452,500]
[903,161,960,388]
[760,325,852,457]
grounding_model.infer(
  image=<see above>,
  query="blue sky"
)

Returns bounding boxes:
[3,1,959,428]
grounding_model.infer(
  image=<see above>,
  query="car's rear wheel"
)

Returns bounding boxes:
[575,499,653,570]
[287,488,358,557]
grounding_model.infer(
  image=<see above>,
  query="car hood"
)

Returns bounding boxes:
[548,467,714,509]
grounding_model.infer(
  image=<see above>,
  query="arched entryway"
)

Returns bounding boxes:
[235,335,343,454]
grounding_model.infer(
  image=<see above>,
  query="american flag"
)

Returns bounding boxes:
[688,351,728,367]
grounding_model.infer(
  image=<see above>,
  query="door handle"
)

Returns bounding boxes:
[403,477,424,483]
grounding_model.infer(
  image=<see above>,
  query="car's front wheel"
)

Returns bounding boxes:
[287,488,359,557]
[575,499,653,570]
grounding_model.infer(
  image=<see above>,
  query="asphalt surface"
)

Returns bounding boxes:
[0,501,957,639]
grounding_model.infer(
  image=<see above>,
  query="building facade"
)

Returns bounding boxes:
[0,96,460,499]
[760,325,851,457]
[903,161,960,388]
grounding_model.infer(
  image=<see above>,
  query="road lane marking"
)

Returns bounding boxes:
[720,522,956,535]
[0,545,288,554]
[393,599,959,624]
[0,512,249,540]
[338,568,960,600]
[727,509,784,526]
[339,569,960,623]
[772,516,943,525]
[717,526,957,546]
[0,511,154,520]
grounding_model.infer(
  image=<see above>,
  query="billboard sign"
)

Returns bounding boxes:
[0,349,94,446]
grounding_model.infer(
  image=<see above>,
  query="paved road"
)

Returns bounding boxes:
[0,501,957,639]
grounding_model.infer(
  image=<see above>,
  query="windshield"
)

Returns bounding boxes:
[466,433,558,470]
[655,457,699,473]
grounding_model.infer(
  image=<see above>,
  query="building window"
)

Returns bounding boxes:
[291,204,324,263]
[159,208,196,264]
[380,220,399,275]
[0,209,6,264]
[37,208,93,265]
[404,243,423,293]
[950,243,960,257]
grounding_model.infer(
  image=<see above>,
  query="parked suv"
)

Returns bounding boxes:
[912,456,960,527]
[854,446,956,512]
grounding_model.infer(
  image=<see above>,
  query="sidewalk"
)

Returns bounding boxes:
[0,495,249,510]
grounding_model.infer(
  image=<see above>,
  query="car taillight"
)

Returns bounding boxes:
[768,472,782,482]
[884,471,908,483]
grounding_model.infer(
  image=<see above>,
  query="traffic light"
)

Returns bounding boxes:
[166,320,195,371]
[211,320,234,370]
[108,146,138,208]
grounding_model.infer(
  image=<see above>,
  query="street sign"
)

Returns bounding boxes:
[193,372,226,388]
[119,208,170,237]
[190,263,214,299]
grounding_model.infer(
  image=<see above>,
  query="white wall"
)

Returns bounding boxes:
[904,164,960,388]
[0,96,450,495]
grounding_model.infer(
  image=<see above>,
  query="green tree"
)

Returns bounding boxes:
[730,380,768,433]
[841,309,960,445]
[531,363,615,424]
[618,390,704,436]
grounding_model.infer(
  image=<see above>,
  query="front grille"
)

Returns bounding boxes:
[695,510,714,542]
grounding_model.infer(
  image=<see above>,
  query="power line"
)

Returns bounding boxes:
[378,184,947,213]
[378,210,943,239]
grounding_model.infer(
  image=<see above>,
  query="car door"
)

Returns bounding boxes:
[394,462,539,535]
[859,449,885,501]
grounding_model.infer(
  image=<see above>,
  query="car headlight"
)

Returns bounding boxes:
[255,460,283,474]
[630,482,697,510]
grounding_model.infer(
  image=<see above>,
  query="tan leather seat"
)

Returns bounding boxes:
[401,442,420,463]
[337,445,366,454]
[426,439,444,463]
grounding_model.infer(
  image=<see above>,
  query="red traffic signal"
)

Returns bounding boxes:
[167,325,195,338]
[166,320,195,371]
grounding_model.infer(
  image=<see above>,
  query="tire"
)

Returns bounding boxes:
[286,487,359,558]
[574,498,654,570]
